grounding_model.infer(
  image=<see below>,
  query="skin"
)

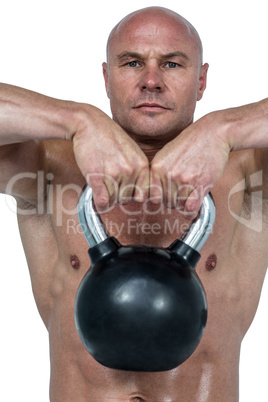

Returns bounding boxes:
[102,8,209,210]
[104,8,205,144]
[0,6,268,401]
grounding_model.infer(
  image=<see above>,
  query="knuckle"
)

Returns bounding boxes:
[120,163,134,177]
[150,161,166,178]
[104,165,121,180]
[151,159,163,171]
[139,155,149,168]
[175,171,194,184]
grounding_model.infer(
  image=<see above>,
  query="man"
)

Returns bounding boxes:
[0,5,267,401]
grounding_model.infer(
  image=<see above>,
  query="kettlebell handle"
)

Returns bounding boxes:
[78,186,215,252]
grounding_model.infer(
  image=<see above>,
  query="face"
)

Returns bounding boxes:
[103,11,208,144]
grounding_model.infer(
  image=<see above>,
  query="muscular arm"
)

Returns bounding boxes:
[150,98,268,212]
[0,83,149,206]
[224,98,268,151]
[0,83,78,145]
[0,83,81,201]
[214,99,268,198]
[0,83,79,198]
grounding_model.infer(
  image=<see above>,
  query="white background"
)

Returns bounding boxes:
[0,0,267,400]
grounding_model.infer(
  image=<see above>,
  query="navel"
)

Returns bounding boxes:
[205,253,217,272]
[70,254,81,270]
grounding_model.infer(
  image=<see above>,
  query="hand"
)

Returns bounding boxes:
[73,106,149,212]
[150,113,231,217]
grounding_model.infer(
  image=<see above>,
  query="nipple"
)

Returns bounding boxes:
[205,254,217,271]
[70,255,80,270]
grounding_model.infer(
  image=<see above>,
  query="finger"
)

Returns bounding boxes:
[116,163,149,204]
[118,179,136,204]
[176,183,195,211]
[158,172,194,209]
[149,173,163,204]
[103,174,119,206]
[90,182,110,213]
[133,168,150,202]
[183,187,204,220]
[161,174,177,208]
[89,173,117,213]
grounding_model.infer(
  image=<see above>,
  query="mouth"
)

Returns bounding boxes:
[134,103,170,112]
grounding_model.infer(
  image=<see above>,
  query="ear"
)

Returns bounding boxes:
[102,62,110,99]
[197,63,209,101]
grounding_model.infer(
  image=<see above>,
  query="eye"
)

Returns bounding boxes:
[166,62,180,69]
[127,61,139,67]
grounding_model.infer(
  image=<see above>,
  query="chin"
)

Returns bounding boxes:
[113,113,185,142]
[128,123,180,143]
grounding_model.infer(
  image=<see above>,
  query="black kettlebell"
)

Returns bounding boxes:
[75,186,215,372]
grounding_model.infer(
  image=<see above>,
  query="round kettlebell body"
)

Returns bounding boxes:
[75,238,207,371]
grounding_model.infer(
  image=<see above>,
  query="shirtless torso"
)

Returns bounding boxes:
[1,6,268,400]
[3,139,266,401]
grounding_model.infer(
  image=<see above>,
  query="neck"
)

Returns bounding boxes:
[139,142,165,162]
[131,134,178,162]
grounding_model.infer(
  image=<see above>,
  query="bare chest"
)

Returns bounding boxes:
[19,144,268,400]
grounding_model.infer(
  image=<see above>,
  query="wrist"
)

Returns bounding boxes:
[65,103,108,142]
[199,110,233,153]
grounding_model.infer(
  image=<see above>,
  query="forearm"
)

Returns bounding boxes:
[150,97,268,214]
[207,98,268,152]
[0,83,92,145]
[0,84,149,208]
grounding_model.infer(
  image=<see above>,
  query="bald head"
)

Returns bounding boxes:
[106,7,203,65]
[102,6,209,144]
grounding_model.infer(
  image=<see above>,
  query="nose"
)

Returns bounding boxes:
[139,64,164,92]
